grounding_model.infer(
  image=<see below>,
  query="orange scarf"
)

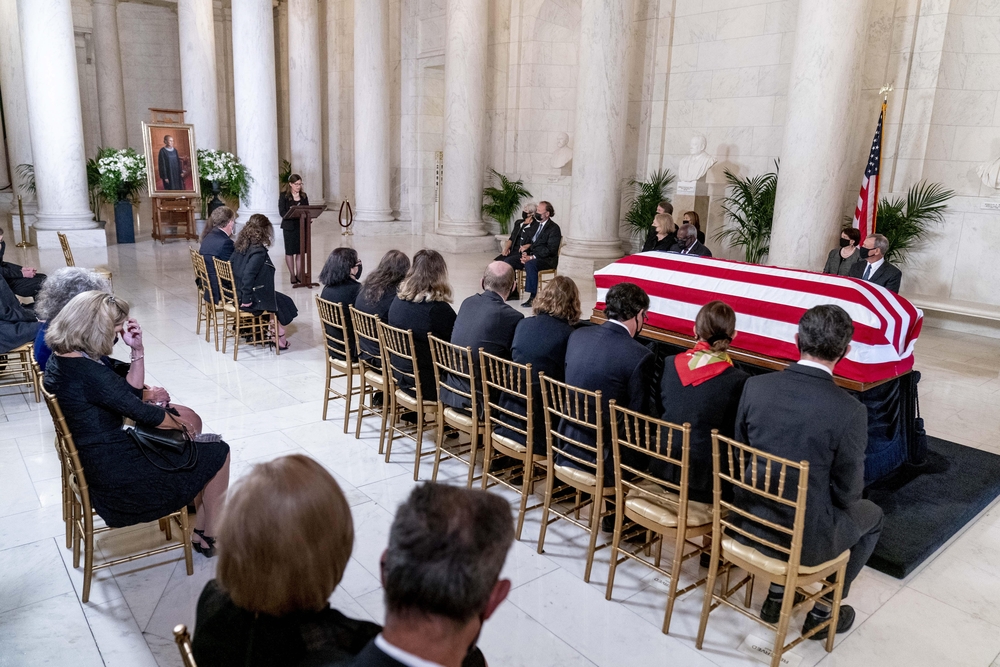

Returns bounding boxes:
[674,341,733,387]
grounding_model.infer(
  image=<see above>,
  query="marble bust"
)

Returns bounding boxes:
[977,157,1000,190]
[677,135,716,182]
[551,132,573,170]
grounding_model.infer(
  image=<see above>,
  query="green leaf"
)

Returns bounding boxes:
[876,181,954,263]
[624,169,676,238]
[481,169,532,235]
[714,160,778,264]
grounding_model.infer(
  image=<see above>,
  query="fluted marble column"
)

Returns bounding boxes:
[232,0,280,224]
[17,0,96,234]
[288,0,324,205]
[178,0,220,150]
[91,0,128,148]
[0,0,35,223]
[353,0,393,226]
[561,0,633,277]
[436,0,490,248]
[770,0,870,269]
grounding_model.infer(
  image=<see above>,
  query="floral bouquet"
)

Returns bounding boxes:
[96,148,147,204]
[197,149,252,216]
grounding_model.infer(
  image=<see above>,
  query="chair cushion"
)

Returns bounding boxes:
[491,431,527,454]
[330,357,359,372]
[721,536,849,577]
[364,370,384,386]
[10,343,31,353]
[394,389,437,411]
[444,407,477,429]
[554,464,597,489]
[623,479,714,528]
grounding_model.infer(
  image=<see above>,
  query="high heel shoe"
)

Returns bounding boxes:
[192,528,217,558]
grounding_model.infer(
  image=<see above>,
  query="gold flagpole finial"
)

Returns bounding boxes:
[879,84,894,99]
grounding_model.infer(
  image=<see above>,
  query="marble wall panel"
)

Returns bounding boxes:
[949,211,1000,305]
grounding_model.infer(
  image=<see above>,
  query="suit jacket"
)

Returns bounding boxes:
[231,244,277,312]
[387,297,457,399]
[822,247,861,276]
[849,258,902,293]
[557,321,654,482]
[199,229,235,303]
[731,363,868,567]
[343,639,486,667]
[669,240,713,257]
[321,281,362,361]
[441,290,523,413]
[523,219,562,270]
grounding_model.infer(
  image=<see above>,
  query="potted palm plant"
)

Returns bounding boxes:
[876,182,954,263]
[482,169,531,251]
[715,162,779,264]
[97,148,147,244]
[624,169,675,240]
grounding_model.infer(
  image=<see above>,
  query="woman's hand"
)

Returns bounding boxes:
[240,302,252,309]
[121,318,144,352]
[144,385,170,405]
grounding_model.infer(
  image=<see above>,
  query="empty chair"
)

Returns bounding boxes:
[190,249,222,347]
[57,232,113,287]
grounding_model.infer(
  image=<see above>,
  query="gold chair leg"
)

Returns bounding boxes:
[514,456,534,541]
[232,315,241,360]
[605,507,623,600]
[770,588,797,667]
[377,390,389,455]
[537,467,555,554]
[322,357,332,421]
[413,413,425,481]
[82,527,95,604]
[342,366,354,434]
[431,413,445,482]
[272,314,280,356]
[695,537,724,649]
[583,494,603,583]
[384,397,397,463]
[826,564,848,653]
[465,429,478,489]
[180,509,194,576]
[662,527,687,634]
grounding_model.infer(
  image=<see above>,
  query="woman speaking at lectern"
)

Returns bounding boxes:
[278,174,310,285]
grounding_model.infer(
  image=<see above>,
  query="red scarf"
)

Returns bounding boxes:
[674,341,734,387]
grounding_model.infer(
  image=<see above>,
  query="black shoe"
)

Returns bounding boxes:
[506,289,519,302]
[601,515,616,533]
[192,529,216,558]
[372,391,384,407]
[802,604,855,640]
[521,296,534,308]
[760,592,808,624]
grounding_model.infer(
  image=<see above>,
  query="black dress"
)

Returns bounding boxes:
[43,355,229,528]
[353,287,398,370]
[642,229,677,253]
[231,244,298,326]
[320,281,362,361]
[279,193,310,256]
[387,297,456,399]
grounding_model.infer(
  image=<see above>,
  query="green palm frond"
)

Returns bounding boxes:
[279,159,292,186]
[15,163,35,195]
[482,169,532,234]
[876,181,954,263]
[715,161,778,264]
[624,169,676,238]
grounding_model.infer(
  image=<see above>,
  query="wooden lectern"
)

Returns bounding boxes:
[284,205,325,288]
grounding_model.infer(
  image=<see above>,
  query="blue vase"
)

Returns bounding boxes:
[114,200,135,244]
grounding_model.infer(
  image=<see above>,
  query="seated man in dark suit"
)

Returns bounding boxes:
[441,262,523,414]
[732,305,883,640]
[344,483,512,667]
[670,223,712,257]
[849,232,901,293]
[0,226,46,300]
[518,201,561,308]
[558,282,654,510]
[495,203,536,302]
[198,206,236,303]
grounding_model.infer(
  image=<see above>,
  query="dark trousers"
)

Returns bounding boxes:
[6,274,46,299]
[495,253,524,271]
[523,260,541,295]
[840,499,884,598]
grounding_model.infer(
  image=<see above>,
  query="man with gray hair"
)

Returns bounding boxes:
[440,261,523,414]
[849,232,901,293]
[347,483,514,667]
[670,223,713,257]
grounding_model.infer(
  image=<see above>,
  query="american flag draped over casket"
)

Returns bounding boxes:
[594,252,923,384]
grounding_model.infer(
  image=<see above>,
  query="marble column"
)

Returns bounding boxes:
[561,0,634,277]
[288,0,324,205]
[231,0,280,224]
[91,0,129,148]
[178,0,221,150]
[431,0,493,252]
[770,0,870,270]
[353,0,394,228]
[324,0,341,202]
[17,0,97,241]
[0,0,35,227]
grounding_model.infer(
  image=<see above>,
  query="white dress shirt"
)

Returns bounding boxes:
[862,257,884,281]
[796,359,834,376]
[374,634,446,667]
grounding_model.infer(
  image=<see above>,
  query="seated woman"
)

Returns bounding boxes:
[823,226,862,276]
[192,454,485,667]
[680,210,706,245]
[231,214,298,350]
[199,206,236,303]
[354,250,410,370]
[43,291,230,556]
[650,300,748,504]
[318,247,362,361]
[641,213,677,253]
[387,249,455,400]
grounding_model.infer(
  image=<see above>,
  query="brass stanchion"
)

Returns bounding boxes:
[15,195,33,248]
[339,199,354,236]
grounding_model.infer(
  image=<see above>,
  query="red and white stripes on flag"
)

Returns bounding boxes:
[595,253,923,384]
[852,106,884,243]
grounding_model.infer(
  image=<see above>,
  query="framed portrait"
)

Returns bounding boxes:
[142,122,200,198]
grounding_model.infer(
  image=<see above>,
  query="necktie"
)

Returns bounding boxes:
[533,223,544,242]
[863,264,871,280]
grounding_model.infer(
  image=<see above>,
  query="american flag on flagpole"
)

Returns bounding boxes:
[852,106,884,242]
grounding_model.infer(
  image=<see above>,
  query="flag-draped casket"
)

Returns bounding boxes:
[594,253,923,385]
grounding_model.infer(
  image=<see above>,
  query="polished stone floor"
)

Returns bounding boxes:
[2,224,1000,667]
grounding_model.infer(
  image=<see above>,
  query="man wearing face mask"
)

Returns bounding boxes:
[556,282,654,496]
[494,203,536,301]
[0,226,46,300]
[849,233,901,293]
[731,305,882,640]
[669,223,712,257]
[517,201,561,308]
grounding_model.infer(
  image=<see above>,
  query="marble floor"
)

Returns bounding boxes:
[2,222,1000,667]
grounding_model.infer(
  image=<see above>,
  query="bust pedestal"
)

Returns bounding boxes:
[673,179,710,236]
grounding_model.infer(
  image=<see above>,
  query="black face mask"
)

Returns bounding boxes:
[839,238,851,248]
[355,263,363,281]
[534,213,543,222]
[859,247,872,259]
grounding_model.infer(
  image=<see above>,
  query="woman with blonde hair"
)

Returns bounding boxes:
[641,212,677,253]
[231,214,298,349]
[388,249,456,399]
[43,291,230,556]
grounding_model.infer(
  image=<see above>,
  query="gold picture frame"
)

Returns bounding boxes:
[142,122,200,198]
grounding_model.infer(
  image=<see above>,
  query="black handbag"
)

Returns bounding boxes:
[128,424,199,472]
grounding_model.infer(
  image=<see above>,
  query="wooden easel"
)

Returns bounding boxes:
[148,108,198,243]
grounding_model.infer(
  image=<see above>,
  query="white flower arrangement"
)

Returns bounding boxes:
[196,149,252,205]
[95,148,147,202]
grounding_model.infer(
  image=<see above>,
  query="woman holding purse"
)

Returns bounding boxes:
[231,214,299,350]
[43,291,230,557]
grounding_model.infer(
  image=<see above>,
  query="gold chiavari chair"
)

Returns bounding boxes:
[173,624,198,667]
[32,356,73,549]
[57,232,113,288]
[316,296,362,431]
[515,267,556,296]
[428,336,483,488]
[606,402,714,634]
[189,249,222,347]
[350,306,390,453]
[696,431,849,666]
[378,321,438,480]
[213,258,279,360]
[537,374,615,583]
[39,384,193,603]
[480,350,547,540]
[0,342,40,402]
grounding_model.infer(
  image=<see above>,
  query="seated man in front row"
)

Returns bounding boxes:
[670,223,712,257]
[732,304,883,640]
[849,232,901,294]
[516,201,561,308]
